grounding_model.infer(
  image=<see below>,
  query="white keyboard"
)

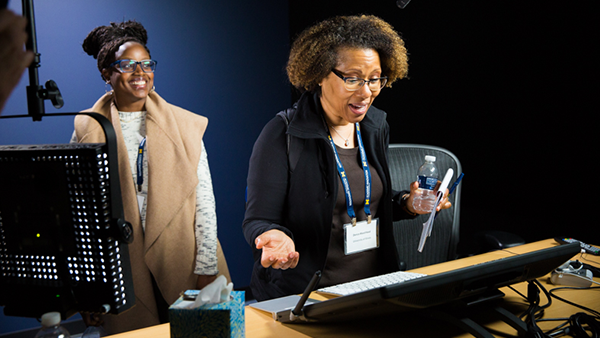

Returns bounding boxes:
[316,271,427,296]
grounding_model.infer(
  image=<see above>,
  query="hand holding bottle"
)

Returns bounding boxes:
[408,181,451,214]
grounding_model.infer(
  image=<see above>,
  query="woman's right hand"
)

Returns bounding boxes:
[255,229,300,270]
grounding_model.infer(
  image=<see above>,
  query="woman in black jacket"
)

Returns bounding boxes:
[243,15,450,301]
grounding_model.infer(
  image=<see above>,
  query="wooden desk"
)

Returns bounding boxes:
[107,239,599,337]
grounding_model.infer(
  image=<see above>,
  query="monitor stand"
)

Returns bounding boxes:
[420,289,528,338]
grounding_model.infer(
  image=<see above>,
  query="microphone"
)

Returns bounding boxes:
[289,270,321,322]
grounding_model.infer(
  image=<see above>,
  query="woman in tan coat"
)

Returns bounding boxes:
[72,20,224,334]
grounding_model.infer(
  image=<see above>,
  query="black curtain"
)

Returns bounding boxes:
[288,0,597,243]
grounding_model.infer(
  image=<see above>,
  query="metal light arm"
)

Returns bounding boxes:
[22,0,63,121]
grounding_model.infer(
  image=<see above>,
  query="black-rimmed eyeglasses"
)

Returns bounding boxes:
[332,69,388,91]
[109,59,158,73]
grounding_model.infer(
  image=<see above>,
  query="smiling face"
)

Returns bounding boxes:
[102,41,154,112]
[319,48,382,126]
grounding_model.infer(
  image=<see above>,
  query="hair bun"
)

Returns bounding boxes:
[82,20,148,59]
[82,26,106,59]
[110,21,148,45]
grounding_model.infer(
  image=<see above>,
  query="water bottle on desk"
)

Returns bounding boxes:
[412,155,438,213]
[34,312,71,338]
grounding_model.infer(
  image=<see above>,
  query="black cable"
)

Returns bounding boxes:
[578,255,600,277]
[568,312,600,337]
[535,281,552,305]
[509,279,600,337]
[546,320,571,337]
[544,285,600,337]
[509,284,528,300]
[549,286,600,317]
[525,281,553,338]
[544,313,600,337]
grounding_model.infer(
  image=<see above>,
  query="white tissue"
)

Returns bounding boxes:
[195,275,233,306]
[172,275,233,309]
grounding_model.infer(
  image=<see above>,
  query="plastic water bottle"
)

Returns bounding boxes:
[34,312,71,338]
[412,155,439,213]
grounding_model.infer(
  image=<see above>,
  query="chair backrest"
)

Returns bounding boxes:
[388,144,462,270]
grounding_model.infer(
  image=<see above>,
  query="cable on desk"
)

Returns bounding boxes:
[568,312,600,337]
[545,319,572,337]
[508,252,600,337]
[575,253,600,273]
[549,286,600,317]
[535,284,600,337]
[509,284,528,300]
[546,313,600,337]
[524,280,554,338]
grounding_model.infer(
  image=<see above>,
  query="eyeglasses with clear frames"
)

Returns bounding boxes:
[332,69,388,91]
[109,59,158,73]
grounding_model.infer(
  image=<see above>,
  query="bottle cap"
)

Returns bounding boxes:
[41,312,61,327]
[424,155,436,162]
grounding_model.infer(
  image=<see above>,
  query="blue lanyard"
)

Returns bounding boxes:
[136,137,146,192]
[328,123,372,225]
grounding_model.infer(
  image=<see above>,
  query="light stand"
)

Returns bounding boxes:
[22,0,63,121]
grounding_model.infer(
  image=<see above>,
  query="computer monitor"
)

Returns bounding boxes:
[0,115,135,320]
[277,242,581,323]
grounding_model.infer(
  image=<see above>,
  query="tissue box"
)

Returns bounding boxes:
[169,291,245,338]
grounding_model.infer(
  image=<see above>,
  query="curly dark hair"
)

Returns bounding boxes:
[82,20,151,80]
[287,15,408,93]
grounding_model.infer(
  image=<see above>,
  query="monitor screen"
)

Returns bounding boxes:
[0,143,135,320]
[276,242,580,323]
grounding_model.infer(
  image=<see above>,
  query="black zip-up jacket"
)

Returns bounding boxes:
[243,91,412,301]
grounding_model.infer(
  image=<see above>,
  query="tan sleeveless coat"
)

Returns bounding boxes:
[74,91,207,334]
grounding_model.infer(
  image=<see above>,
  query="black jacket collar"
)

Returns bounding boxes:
[287,91,387,140]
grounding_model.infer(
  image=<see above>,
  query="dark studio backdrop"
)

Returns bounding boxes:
[288,0,597,244]
[0,0,596,335]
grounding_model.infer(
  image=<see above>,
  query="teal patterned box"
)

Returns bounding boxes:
[169,291,245,338]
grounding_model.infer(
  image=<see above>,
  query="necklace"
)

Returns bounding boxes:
[329,124,354,147]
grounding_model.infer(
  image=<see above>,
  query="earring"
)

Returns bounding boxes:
[149,85,156,93]
[105,80,113,94]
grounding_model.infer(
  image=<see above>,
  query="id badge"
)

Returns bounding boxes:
[343,218,379,255]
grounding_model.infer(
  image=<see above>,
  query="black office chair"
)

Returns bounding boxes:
[388,144,462,270]
[388,144,525,270]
